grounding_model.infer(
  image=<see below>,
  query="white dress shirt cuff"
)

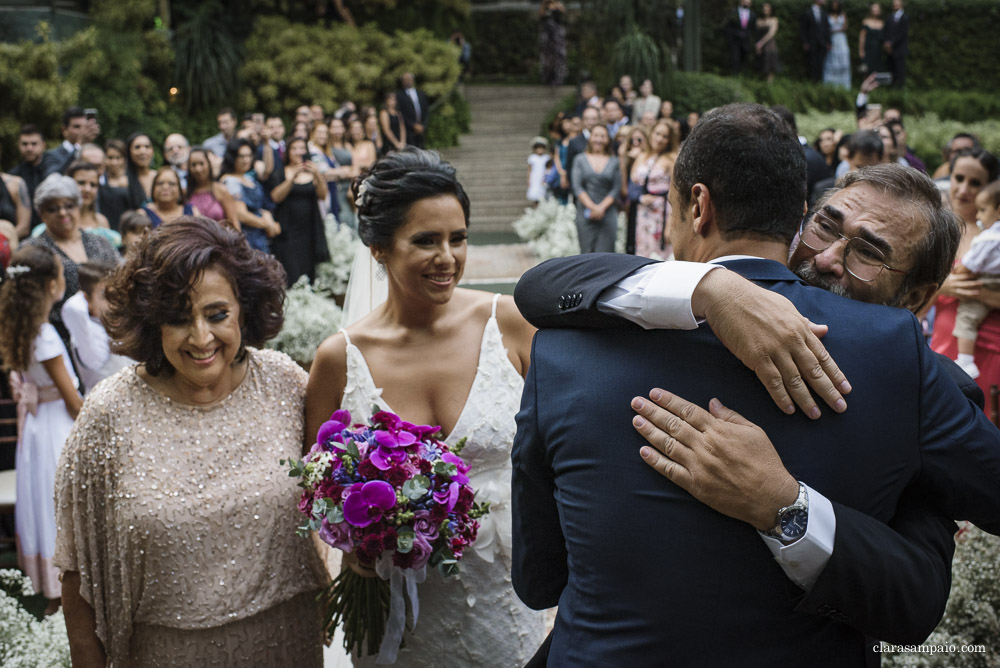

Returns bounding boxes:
[759,484,836,591]
[596,262,722,330]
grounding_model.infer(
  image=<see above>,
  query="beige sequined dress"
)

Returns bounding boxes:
[54,348,329,668]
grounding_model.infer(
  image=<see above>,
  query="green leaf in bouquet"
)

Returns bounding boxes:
[345,439,361,460]
[451,436,469,456]
[312,497,334,519]
[296,524,311,538]
[327,505,344,524]
[396,526,415,554]
[438,557,460,577]
[433,460,458,478]
[401,475,431,500]
[282,458,305,478]
[469,500,492,519]
[308,517,322,531]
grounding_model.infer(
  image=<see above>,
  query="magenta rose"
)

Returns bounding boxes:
[319,519,353,552]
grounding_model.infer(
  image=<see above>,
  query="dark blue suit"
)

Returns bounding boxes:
[512,257,1000,666]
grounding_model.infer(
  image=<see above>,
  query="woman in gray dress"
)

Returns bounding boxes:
[571,125,620,253]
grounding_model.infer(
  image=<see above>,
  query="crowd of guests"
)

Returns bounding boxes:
[0,73,437,623]
[726,0,909,89]
[528,73,1000,412]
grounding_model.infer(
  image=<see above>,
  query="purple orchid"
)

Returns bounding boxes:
[433,481,460,513]
[343,480,397,527]
[316,409,353,452]
[441,452,470,485]
[370,429,417,470]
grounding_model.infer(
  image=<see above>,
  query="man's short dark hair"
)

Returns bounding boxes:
[673,103,806,244]
[217,107,236,121]
[948,132,981,152]
[19,123,43,139]
[62,106,85,127]
[769,105,797,136]
[834,165,961,299]
[603,98,622,110]
[847,131,883,159]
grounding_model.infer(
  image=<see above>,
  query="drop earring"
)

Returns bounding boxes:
[376,262,387,280]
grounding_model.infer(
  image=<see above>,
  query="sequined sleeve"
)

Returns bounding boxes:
[54,368,131,666]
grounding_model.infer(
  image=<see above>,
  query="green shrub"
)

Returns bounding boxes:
[699,0,1000,92]
[665,71,751,116]
[241,17,466,147]
[470,9,538,78]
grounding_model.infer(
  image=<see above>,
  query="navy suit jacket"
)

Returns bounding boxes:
[512,256,1000,666]
[885,11,909,56]
[41,145,74,178]
[396,89,429,135]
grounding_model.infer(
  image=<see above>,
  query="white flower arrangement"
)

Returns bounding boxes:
[0,570,71,667]
[267,276,342,366]
[313,214,362,298]
[513,200,626,260]
[881,524,1000,668]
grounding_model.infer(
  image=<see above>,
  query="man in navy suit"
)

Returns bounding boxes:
[41,107,87,178]
[396,72,430,148]
[800,0,832,82]
[883,0,909,88]
[511,104,1000,666]
[725,0,756,75]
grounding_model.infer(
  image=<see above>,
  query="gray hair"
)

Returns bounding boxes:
[823,164,960,295]
[34,173,82,213]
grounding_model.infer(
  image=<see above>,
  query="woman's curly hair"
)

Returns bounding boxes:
[104,216,287,376]
[0,245,61,372]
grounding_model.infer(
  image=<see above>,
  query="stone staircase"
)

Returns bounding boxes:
[441,84,574,285]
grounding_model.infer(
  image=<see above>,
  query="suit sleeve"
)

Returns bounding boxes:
[511,340,566,609]
[796,491,956,644]
[513,254,657,329]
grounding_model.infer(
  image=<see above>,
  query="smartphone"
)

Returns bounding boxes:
[873,72,893,86]
[84,108,98,120]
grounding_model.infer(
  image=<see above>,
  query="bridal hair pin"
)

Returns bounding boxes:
[355,177,371,209]
[4,265,30,280]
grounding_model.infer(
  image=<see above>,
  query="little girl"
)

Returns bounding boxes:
[527,136,551,203]
[0,245,82,612]
[954,181,1000,379]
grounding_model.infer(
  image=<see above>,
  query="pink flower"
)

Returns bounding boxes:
[316,409,352,451]
[433,481,459,513]
[441,452,470,485]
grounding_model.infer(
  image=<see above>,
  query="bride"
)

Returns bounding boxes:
[305,149,546,666]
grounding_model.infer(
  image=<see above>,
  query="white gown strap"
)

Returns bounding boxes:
[340,328,352,346]
[490,293,500,319]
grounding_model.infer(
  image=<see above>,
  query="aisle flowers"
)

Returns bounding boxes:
[284,409,489,663]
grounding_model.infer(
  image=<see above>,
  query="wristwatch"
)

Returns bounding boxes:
[765,482,809,544]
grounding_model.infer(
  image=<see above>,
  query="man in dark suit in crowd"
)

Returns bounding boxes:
[884,0,909,88]
[11,124,47,231]
[800,0,832,82]
[563,106,600,191]
[42,107,87,178]
[725,0,756,75]
[511,104,1000,666]
[396,72,430,149]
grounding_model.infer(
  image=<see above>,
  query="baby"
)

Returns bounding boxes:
[953,180,1000,379]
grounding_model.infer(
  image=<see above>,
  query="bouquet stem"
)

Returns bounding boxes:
[323,568,391,657]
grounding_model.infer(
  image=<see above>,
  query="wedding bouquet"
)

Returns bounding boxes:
[285,409,489,663]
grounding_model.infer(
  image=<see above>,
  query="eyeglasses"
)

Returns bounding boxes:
[41,202,79,215]
[798,211,907,282]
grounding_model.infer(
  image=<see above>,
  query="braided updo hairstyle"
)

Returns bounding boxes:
[352,148,471,249]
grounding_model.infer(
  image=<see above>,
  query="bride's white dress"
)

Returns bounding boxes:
[340,294,547,667]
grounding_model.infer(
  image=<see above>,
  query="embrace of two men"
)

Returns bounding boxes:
[510,103,1000,666]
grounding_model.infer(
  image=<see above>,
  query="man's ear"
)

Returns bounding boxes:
[900,283,939,315]
[690,183,715,238]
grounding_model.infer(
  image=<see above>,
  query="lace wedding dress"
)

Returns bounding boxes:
[340,294,547,667]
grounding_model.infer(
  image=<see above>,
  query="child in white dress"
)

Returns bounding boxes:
[0,245,82,610]
[527,137,551,203]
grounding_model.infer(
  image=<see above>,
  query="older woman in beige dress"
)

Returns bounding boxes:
[55,218,328,668]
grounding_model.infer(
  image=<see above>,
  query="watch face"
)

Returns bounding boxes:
[781,508,808,539]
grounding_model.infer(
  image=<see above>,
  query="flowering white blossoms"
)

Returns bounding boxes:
[0,570,71,667]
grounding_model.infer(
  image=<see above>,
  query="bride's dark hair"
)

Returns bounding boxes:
[353,148,471,249]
